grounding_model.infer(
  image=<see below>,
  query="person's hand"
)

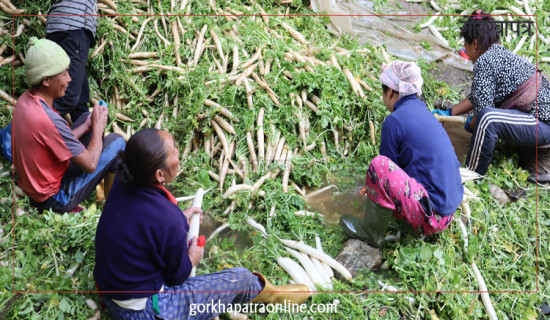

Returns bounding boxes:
[359,186,367,196]
[91,101,108,132]
[432,108,452,116]
[83,113,92,131]
[188,236,204,267]
[183,207,202,224]
[464,115,474,133]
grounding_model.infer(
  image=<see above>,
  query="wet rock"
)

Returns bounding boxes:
[335,239,383,278]
[503,188,527,202]
[489,184,510,205]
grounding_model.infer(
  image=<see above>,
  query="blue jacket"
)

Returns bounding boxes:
[380,95,463,216]
[94,180,192,300]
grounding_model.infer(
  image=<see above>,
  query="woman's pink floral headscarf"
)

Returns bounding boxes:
[379,61,423,98]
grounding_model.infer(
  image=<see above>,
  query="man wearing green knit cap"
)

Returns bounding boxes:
[11,38,125,213]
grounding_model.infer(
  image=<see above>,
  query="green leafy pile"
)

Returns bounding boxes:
[0,0,547,319]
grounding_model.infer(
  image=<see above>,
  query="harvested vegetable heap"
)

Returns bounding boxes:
[0,0,547,319]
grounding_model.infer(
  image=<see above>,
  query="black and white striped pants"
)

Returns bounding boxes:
[466,108,550,175]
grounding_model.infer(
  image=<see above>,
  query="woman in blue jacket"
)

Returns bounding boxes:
[94,128,309,319]
[341,61,463,247]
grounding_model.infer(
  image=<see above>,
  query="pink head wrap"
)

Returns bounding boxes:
[379,61,423,98]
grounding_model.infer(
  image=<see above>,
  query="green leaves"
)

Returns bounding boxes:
[420,246,432,261]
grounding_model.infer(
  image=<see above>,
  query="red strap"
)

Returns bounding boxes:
[94,282,106,310]
[153,184,178,204]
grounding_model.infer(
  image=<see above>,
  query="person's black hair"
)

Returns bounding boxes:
[382,84,399,96]
[118,128,168,185]
[459,10,500,53]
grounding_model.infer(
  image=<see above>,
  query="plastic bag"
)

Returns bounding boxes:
[310,0,473,72]
[0,122,13,163]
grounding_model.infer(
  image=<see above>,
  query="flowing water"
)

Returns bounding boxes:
[199,215,254,257]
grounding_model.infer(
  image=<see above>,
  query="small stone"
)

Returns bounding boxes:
[489,184,510,205]
[541,302,550,315]
[15,207,26,216]
[335,239,383,278]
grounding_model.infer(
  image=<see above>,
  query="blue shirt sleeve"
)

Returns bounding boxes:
[379,116,400,165]
[162,207,193,286]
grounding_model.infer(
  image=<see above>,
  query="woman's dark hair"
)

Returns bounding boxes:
[118,128,168,185]
[382,84,399,95]
[459,10,500,53]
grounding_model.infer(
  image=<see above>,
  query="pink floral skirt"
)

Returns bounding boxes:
[364,155,453,235]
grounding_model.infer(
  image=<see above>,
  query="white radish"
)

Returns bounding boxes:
[279,238,352,280]
[227,311,248,320]
[285,248,324,288]
[457,218,468,251]
[192,25,208,66]
[292,182,306,197]
[207,223,230,241]
[246,132,258,172]
[315,235,334,278]
[243,78,253,109]
[257,108,265,160]
[235,63,259,86]
[251,171,272,192]
[295,210,316,217]
[429,24,449,47]
[222,184,253,199]
[463,186,477,201]
[306,185,336,199]
[430,0,442,12]
[461,202,471,222]
[434,114,466,124]
[211,120,229,159]
[208,170,220,182]
[310,256,333,289]
[187,188,206,277]
[175,195,195,202]
[420,14,439,29]
[277,257,315,291]
[246,217,268,238]
[213,115,236,135]
[219,154,230,192]
[330,54,342,71]
[471,263,498,320]
[460,168,481,182]
[343,69,359,96]
[274,137,286,164]
[241,47,262,70]
[281,22,308,45]
[86,299,98,311]
[282,149,292,192]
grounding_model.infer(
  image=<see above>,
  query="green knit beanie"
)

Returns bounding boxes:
[25,37,70,86]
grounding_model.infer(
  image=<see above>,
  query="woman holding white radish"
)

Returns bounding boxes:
[433,10,550,176]
[94,128,310,319]
[340,61,463,247]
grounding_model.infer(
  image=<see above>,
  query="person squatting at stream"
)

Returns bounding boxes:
[433,10,550,176]
[46,0,98,122]
[340,61,464,248]
[11,38,125,213]
[94,128,311,320]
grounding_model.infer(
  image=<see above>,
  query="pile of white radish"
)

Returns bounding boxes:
[245,217,347,291]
